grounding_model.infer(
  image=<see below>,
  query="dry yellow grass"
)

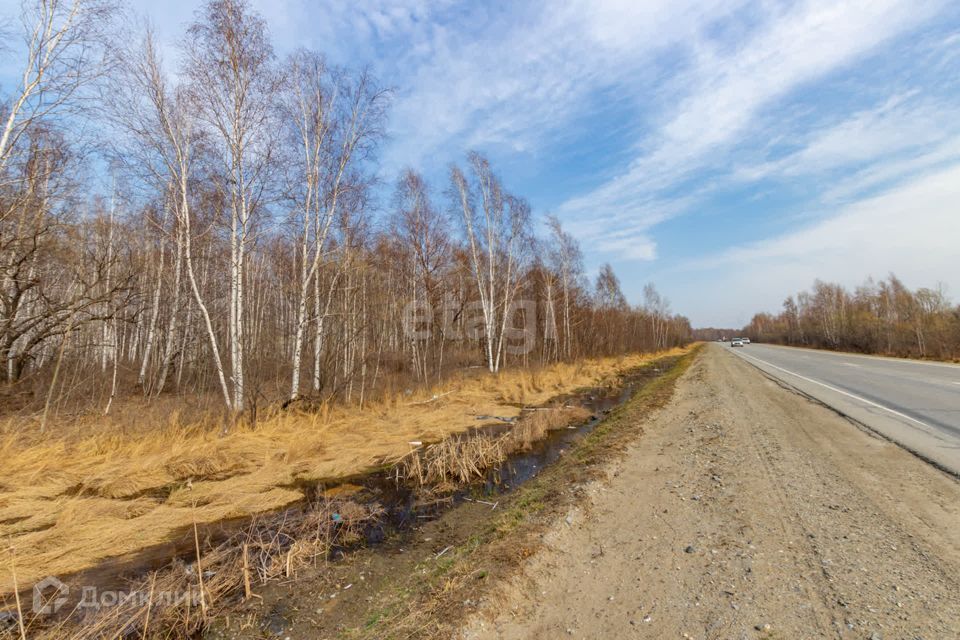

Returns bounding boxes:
[0,347,691,593]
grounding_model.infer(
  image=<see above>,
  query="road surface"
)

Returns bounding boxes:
[727,343,960,476]
[463,344,960,639]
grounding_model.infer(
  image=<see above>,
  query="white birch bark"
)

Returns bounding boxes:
[138,209,166,387]
[155,219,184,394]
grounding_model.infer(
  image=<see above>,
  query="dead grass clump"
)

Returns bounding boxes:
[508,406,592,450]
[17,496,383,640]
[396,404,594,488]
[397,435,508,488]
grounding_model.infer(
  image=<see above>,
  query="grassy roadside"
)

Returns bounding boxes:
[1,347,693,594]
[336,344,702,639]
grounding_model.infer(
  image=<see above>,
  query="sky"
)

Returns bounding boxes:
[2,0,959,327]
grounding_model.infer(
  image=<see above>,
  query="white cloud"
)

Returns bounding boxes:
[370,0,746,172]
[592,234,659,262]
[556,0,947,257]
[819,136,960,202]
[671,162,960,325]
[712,165,960,265]
[734,93,960,184]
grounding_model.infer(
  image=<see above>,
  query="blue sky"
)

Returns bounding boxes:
[3,0,959,327]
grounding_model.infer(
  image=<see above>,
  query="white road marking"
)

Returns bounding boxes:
[735,351,938,433]
[842,363,861,368]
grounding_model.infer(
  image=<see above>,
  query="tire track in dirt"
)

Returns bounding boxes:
[723,361,845,637]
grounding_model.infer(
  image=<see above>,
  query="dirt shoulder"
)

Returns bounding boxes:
[461,343,960,639]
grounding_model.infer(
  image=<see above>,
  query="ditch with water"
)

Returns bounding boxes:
[3,355,682,638]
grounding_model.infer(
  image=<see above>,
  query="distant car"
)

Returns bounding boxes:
[742,338,751,344]
[731,339,744,347]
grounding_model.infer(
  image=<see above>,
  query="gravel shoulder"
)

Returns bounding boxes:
[461,343,960,639]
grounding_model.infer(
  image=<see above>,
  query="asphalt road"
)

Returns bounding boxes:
[726,342,960,476]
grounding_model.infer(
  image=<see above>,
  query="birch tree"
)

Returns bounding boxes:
[184,0,278,412]
[0,0,120,387]
[545,215,583,359]
[391,169,450,381]
[643,283,671,350]
[0,0,116,176]
[451,152,530,372]
[281,54,388,400]
[111,26,232,408]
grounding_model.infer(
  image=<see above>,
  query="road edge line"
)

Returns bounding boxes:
[728,349,960,482]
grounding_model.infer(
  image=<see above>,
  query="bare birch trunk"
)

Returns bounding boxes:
[155,221,184,394]
[138,217,166,388]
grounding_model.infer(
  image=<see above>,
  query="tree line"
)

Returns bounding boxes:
[744,275,960,360]
[0,0,691,424]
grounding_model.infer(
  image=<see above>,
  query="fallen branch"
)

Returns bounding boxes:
[463,497,497,507]
[407,391,454,406]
